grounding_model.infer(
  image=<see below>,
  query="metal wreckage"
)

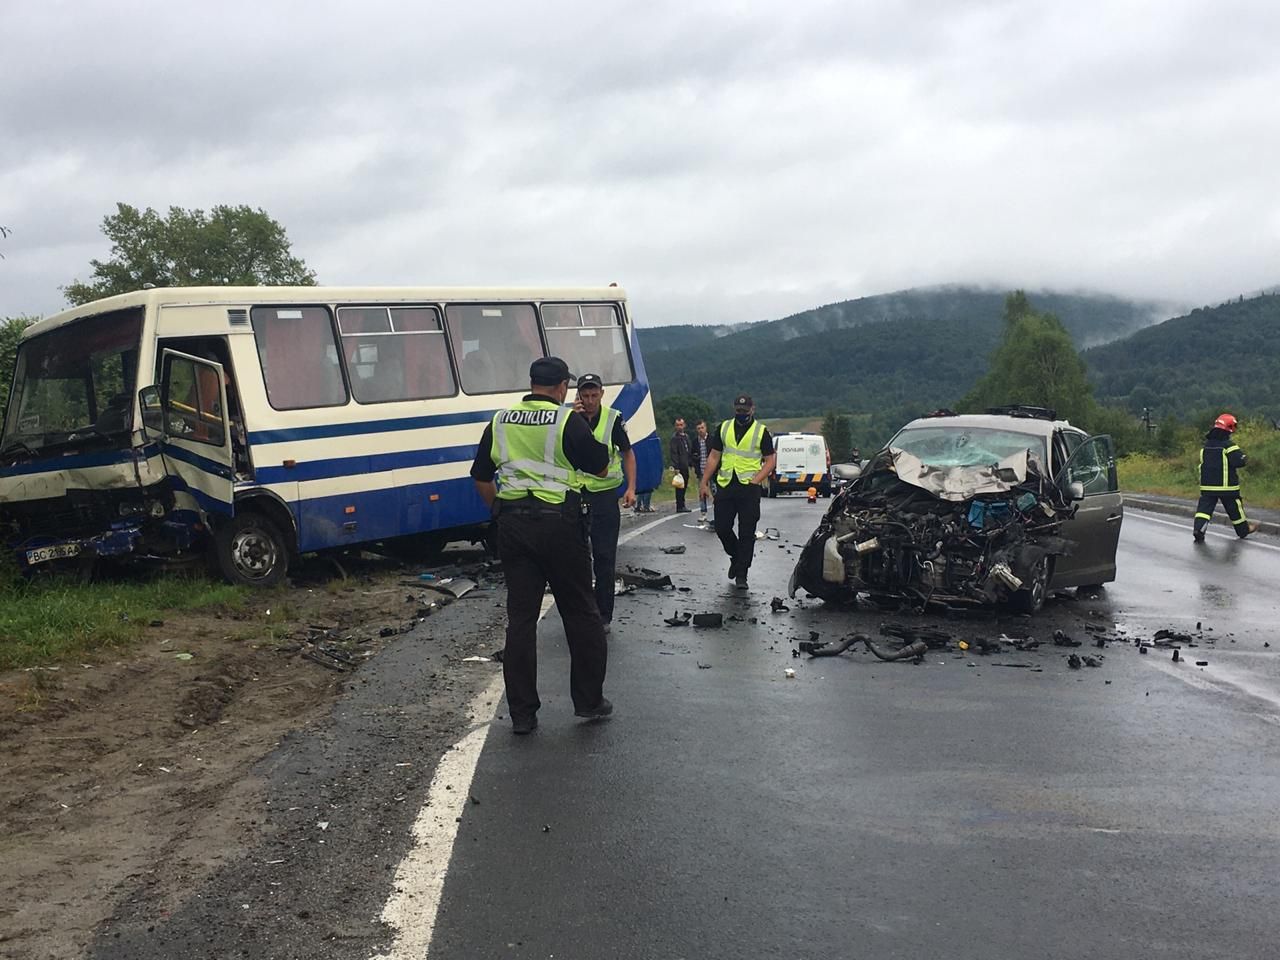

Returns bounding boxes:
[789,446,1075,613]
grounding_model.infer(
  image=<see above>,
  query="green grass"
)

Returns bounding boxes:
[0,573,246,670]
[1119,420,1280,510]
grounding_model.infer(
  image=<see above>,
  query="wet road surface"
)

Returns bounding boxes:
[424,499,1280,960]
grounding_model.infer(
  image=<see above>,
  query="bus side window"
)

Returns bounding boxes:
[444,304,542,395]
[336,306,457,403]
[250,307,349,409]
[540,303,632,384]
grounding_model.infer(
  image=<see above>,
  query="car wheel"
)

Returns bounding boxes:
[214,512,290,587]
[1012,556,1052,614]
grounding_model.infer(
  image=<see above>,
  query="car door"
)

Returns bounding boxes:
[1053,434,1123,587]
[158,349,235,516]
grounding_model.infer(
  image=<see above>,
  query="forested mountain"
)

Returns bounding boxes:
[639,286,1173,423]
[1085,292,1280,420]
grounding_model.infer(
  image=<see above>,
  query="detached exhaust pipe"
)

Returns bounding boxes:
[801,634,928,662]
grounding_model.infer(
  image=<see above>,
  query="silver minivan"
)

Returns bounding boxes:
[886,408,1124,591]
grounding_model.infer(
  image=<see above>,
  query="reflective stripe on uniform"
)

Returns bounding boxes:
[1200,444,1241,492]
[717,419,766,487]
[492,402,576,503]
[582,407,623,493]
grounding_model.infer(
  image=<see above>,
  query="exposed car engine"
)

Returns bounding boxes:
[789,446,1075,612]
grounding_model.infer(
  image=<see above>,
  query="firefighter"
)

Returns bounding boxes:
[1193,413,1260,542]
[470,357,614,734]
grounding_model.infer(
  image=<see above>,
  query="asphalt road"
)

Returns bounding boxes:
[423,499,1280,960]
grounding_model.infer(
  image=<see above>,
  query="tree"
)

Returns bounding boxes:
[0,315,37,426]
[960,291,1098,424]
[820,410,854,459]
[64,203,316,305]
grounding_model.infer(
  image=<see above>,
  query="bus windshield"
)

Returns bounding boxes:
[1,309,143,457]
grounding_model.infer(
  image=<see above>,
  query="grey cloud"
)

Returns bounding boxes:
[2,0,1278,325]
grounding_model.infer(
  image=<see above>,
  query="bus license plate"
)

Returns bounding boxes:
[26,543,81,565]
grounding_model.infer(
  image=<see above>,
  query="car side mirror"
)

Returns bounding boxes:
[832,462,862,481]
[138,386,164,439]
[1067,480,1085,501]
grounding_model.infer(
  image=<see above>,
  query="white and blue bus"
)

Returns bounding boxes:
[0,286,662,585]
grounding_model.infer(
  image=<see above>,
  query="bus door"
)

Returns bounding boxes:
[157,349,235,515]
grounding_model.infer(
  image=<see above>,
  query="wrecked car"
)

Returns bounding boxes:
[789,407,1123,613]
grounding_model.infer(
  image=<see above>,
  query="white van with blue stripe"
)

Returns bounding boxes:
[0,287,661,585]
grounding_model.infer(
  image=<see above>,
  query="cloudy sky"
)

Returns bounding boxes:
[2,0,1278,327]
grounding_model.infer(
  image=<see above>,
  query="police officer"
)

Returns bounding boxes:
[470,357,614,734]
[573,373,636,633]
[1193,412,1260,542]
[698,393,777,588]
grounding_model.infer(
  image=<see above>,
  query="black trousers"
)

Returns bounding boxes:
[584,489,621,623]
[674,467,689,510]
[713,482,762,571]
[498,511,608,721]
[1194,492,1250,536]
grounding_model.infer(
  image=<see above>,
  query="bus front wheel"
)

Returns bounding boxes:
[214,512,290,588]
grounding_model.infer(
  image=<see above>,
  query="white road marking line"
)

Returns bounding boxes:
[1127,510,1280,553]
[372,509,672,959]
[620,511,682,545]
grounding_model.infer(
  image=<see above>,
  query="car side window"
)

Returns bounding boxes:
[1065,436,1114,496]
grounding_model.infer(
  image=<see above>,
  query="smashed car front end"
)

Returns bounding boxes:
[789,447,1073,610]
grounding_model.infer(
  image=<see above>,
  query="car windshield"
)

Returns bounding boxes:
[890,424,1047,468]
[1,308,143,457]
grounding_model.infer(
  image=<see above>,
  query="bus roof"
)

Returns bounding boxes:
[24,285,631,340]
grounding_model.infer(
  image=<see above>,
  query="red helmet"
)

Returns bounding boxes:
[1213,413,1238,432]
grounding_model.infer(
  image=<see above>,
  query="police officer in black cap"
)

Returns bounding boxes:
[698,393,776,588]
[470,357,614,734]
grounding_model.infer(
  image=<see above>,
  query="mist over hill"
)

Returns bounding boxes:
[1085,292,1280,421]
[638,285,1177,420]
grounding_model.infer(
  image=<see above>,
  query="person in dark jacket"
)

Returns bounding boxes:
[1193,413,1259,542]
[669,418,693,513]
[690,419,713,516]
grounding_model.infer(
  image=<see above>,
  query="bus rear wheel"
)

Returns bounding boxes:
[214,512,289,587]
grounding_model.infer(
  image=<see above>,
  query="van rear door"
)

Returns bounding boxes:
[158,349,235,516]
[775,436,809,476]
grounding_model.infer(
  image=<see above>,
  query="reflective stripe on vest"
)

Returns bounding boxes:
[582,407,623,493]
[491,401,577,503]
[1200,444,1241,492]
[717,419,765,487]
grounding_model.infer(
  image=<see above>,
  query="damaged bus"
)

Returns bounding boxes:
[0,286,662,586]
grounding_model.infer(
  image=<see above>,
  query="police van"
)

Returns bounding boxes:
[769,432,831,498]
[0,286,662,585]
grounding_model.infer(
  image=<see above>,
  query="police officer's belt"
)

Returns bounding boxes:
[498,494,580,518]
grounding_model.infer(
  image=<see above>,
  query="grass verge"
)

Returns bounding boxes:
[0,573,246,671]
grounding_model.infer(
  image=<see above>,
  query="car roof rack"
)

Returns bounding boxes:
[985,404,1057,421]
